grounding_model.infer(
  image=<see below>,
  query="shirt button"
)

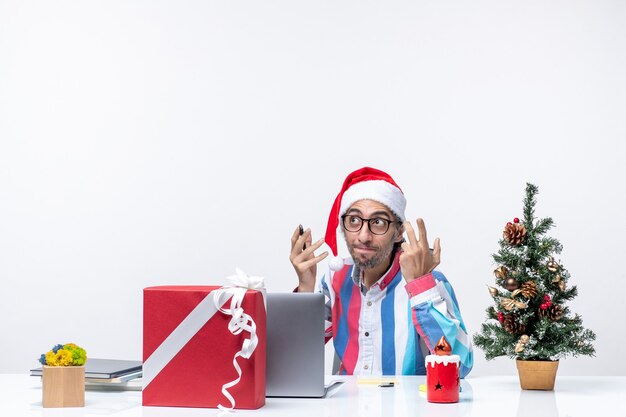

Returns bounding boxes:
[364,364,369,370]
[367,301,372,307]
[365,332,370,337]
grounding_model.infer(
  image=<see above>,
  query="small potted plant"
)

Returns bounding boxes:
[39,343,87,407]
[473,183,595,390]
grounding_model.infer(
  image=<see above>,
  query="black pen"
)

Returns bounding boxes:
[298,224,306,250]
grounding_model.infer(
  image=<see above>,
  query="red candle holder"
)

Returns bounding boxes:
[425,354,460,403]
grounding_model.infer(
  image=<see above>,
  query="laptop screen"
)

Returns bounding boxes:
[265,292,325,397]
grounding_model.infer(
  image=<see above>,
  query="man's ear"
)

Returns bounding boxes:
[395,223,405,244]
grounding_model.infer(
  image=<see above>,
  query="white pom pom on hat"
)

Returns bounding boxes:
[324,167,407,271]
[328,256,345,271]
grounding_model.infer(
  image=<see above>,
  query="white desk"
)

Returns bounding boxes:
[2,374,623,417]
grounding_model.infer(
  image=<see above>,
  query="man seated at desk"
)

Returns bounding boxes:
[290,167,473,377]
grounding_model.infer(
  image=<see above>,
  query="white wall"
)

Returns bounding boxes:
[1,0,624,376]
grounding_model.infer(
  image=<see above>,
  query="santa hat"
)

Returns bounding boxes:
[325,167,406,271]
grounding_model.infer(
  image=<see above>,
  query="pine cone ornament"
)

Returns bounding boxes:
[503,222,526,246]
[539,304,564,321]
[502,314,526,334]
[519,281,538,299]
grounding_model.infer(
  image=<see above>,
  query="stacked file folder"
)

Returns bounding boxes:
[31,358,143,391]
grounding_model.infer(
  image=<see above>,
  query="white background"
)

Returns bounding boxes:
[1,1,624,376]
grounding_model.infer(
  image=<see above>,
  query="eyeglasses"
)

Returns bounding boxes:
[341,214,401,235]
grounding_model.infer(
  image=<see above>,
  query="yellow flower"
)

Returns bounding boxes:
[45,351,58,366]
[55,349,73,366]
[45,349,74,366]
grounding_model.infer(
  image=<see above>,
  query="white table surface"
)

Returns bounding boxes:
[2,374,623,417]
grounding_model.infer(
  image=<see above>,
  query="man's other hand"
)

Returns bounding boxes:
[289,226,328,292]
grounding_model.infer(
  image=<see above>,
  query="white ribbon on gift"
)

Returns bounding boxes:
[142,268,265,412]
[212,268,265,411]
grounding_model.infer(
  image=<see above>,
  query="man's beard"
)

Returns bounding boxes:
[347,240,395,270]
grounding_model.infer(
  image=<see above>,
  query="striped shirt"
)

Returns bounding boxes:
[321,250,473,377]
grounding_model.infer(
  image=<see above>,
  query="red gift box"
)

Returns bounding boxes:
[143,285,266,409]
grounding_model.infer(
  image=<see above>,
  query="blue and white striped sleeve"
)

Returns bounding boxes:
[404,270,473,378]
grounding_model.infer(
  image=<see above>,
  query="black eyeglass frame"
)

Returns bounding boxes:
[341,214,402,235]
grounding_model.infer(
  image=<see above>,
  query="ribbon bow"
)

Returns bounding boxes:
[500,297,527,311]
[212,268,266,412]
[225,267,265,291]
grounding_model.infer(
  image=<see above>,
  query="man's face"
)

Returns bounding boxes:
[343,199,403,270]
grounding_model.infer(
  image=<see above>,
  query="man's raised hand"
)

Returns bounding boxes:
[289,226,328,292]
[399,218,441,283]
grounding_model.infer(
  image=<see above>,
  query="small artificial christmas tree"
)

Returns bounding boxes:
[474,183,595,365]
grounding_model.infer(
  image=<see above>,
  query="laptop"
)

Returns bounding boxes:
[265,292,326,397]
